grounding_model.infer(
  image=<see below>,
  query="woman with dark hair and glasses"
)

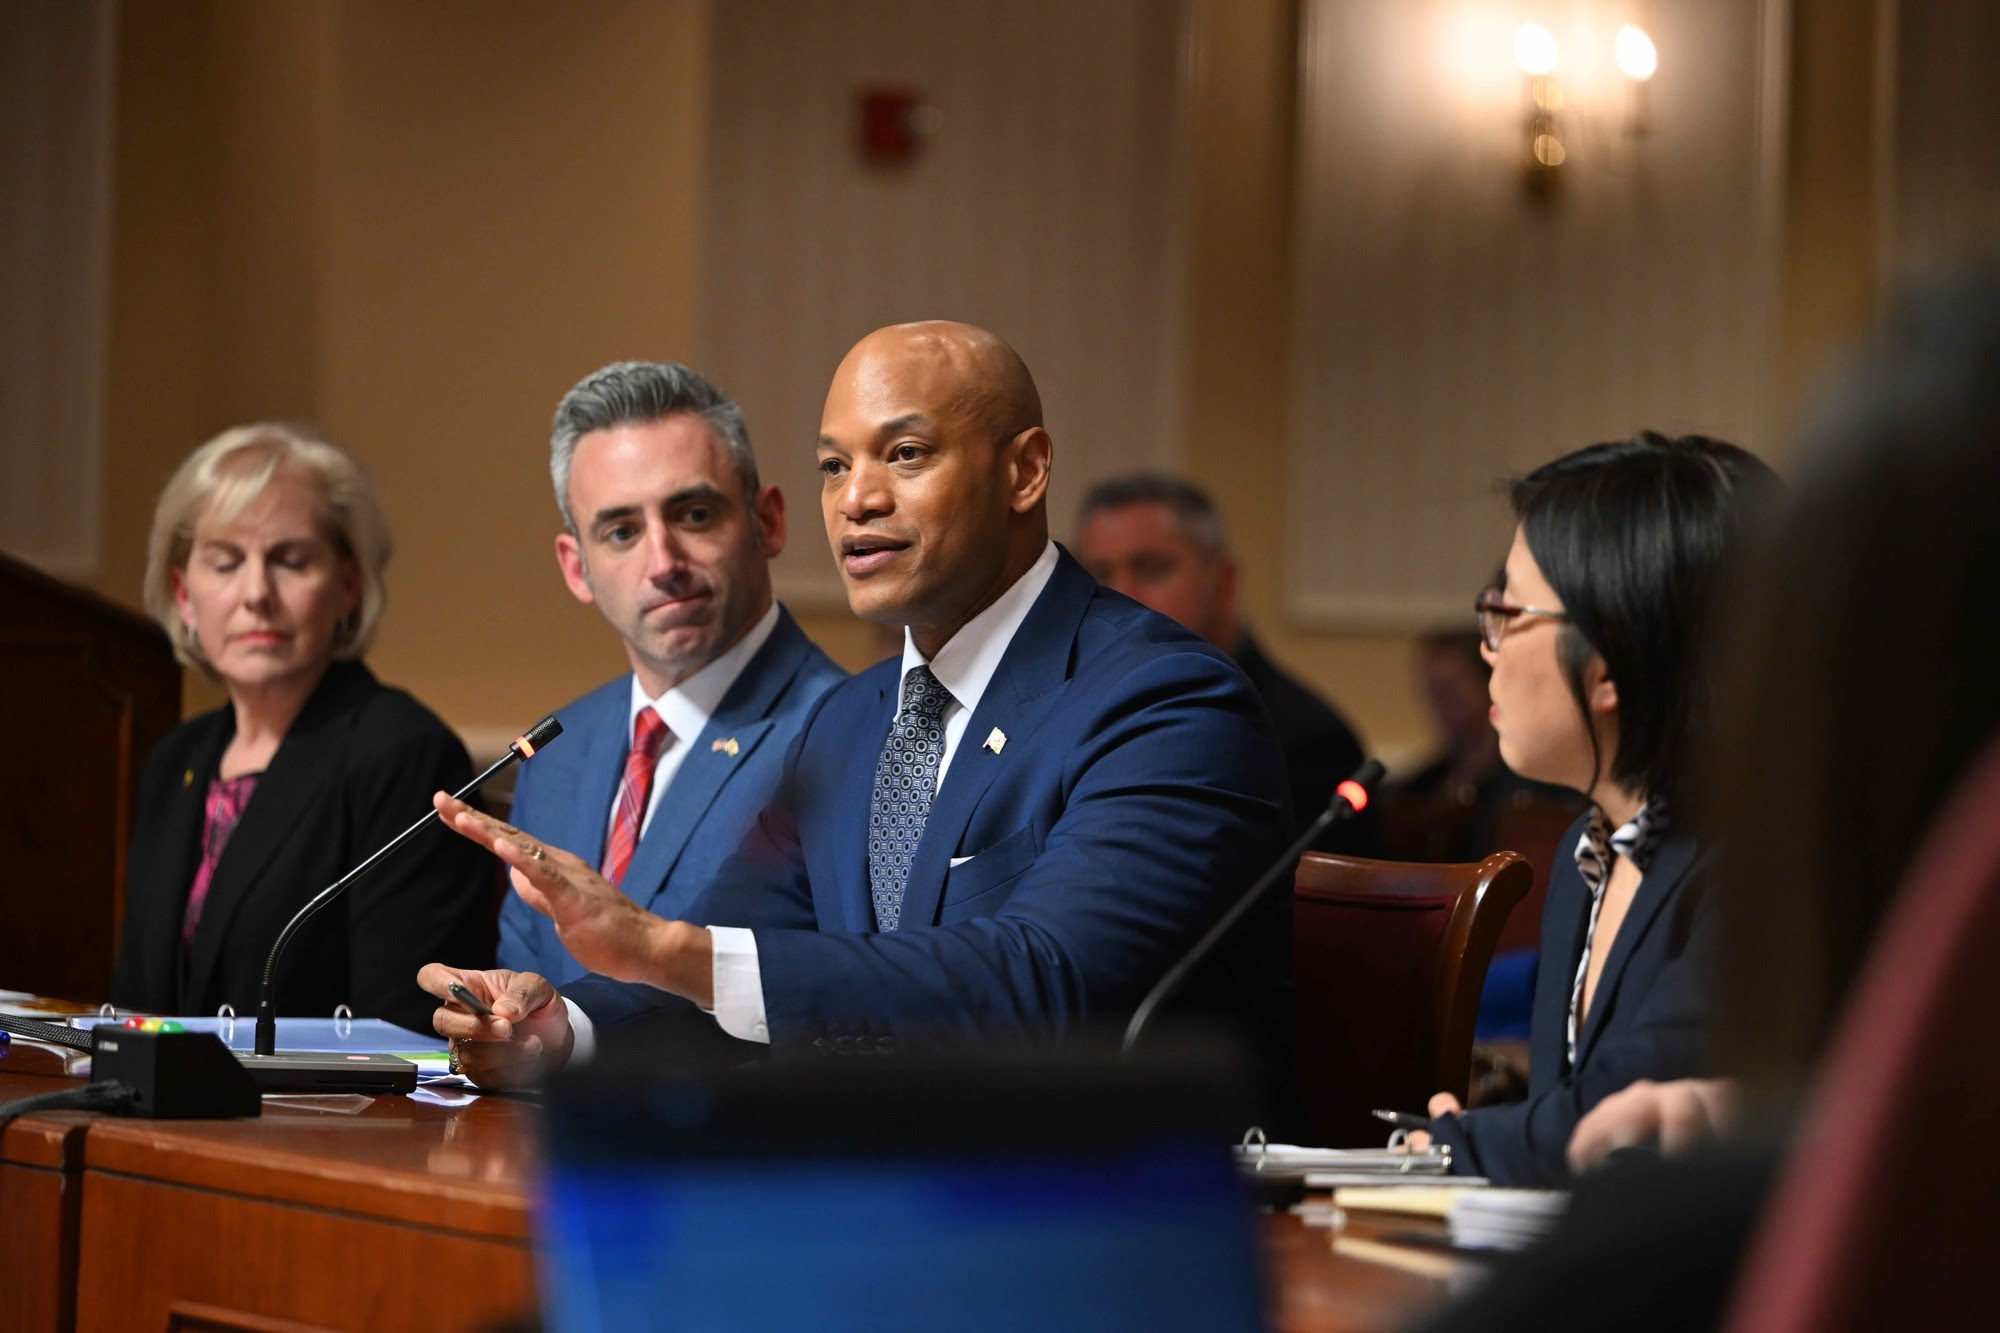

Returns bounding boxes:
[1412,432,1781,1185]
[1413,272,2000,1332]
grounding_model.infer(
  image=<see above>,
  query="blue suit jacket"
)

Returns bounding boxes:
[1430,813,1717,1185]
[500,607,844,985]
[569,549,1292,1071]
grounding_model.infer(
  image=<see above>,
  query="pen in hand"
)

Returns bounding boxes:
[1372,1109,1433,1132]
[446,981,495,1018]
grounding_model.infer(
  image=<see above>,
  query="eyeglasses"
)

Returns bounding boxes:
[1475,588,1570,651]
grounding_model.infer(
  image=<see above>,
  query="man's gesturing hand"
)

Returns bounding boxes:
[418,963,570,1089]
[430,792,716,1007]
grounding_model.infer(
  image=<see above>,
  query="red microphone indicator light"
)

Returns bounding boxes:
[511,715,563,760]
[1336,779,1370,813]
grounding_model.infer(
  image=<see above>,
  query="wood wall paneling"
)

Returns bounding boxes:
[0,554,181,1003]
[75,1093,537,1333]
[0,1083,90,1333]
[1888,0,2000,276]
[0,1164,77,1333]
[74,1172,534,1333]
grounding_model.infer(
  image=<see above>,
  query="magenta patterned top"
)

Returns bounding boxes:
[180,772,260,947]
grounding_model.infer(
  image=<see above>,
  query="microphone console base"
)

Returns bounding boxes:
[234,1051,419,1094]
[91,1029,261,1119]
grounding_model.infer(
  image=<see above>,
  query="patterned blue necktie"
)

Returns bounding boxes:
[867,664,952,931]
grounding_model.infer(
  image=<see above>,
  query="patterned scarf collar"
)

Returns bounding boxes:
[1565,794,1670,1068]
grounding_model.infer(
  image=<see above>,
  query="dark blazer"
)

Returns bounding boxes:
[1233,633,1376,856]
[1428,812,1717,1185]
[111,661,497,1033]
[500,608,845,985]
[569,549,1293,1080]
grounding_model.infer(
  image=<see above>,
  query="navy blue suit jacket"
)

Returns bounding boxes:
[569,549,1292,1071]
[1429,813,1717,1185]
[500,607,844,985]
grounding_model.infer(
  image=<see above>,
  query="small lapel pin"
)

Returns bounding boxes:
[183,768,194,788]
[711,737,740,757]
[984,727,1007,755]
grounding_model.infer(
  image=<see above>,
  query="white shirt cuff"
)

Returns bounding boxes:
[707,925,772,1044]
[561,996,596,1064]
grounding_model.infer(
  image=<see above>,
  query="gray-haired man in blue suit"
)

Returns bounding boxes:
[498,362,846,985]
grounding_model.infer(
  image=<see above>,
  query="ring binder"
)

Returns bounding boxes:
[1233,1129,1454,1179]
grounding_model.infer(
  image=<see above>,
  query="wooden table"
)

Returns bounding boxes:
[1,1059,92,1333]
[1,1049,1453,1333]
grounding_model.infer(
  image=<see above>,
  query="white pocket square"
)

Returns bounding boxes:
[949,855,974,868]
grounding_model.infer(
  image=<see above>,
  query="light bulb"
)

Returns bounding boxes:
[1614,25,1658,81]
[1514,22,1559,76]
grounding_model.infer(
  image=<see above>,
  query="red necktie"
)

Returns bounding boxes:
[601,709,671,885]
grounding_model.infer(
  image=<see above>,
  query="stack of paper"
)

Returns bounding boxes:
[1447,1189,1568,1251]
[1329,1185,1475,1217]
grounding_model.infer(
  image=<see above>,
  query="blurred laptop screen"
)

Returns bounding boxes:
[536,1044,1263,1332]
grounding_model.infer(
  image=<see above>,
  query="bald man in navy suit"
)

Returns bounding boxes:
[424,325,1290,1092]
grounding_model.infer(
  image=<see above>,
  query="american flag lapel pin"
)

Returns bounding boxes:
[984,727,1007,755]
[711,737,740,757]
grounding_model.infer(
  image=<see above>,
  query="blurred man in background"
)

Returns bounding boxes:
[1382,630,1583,865]
[1077,474,1373,853]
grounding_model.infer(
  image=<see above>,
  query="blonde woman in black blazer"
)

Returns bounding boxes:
[111,424,493,1033]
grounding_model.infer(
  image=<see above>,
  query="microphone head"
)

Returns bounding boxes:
[1333,759,1387,814]
[512,715,564,760]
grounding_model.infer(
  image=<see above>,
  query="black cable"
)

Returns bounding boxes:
[0,1014,94,1051]
[0,1080,139,1129]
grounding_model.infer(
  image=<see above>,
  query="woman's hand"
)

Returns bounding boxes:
[1399,1092,1463,1152]
[1566,1078,1738,1173]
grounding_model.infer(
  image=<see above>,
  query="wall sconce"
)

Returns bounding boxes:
[1614,24,1657,139]
[1514,22,1564,194]
[1512,19,1661,195]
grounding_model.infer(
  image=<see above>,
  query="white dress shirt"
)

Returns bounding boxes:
[559,602,778,1055]
[616,602,781,842]
[703,540,1062,1045]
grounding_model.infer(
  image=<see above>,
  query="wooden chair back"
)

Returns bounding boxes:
[1292,850,1532,1147]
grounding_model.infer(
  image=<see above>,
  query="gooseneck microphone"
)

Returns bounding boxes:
[251,715,563,1062]
[1122,758,1385,1054]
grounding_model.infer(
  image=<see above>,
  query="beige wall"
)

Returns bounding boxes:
[1288,0,1775,630]
[701,0,1188,616]
[1179,0,1432,766]
[87,0,1991,768]
[100,0,713,746]
[0,0,115,583]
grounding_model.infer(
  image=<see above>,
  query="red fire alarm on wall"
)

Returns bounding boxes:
[857,86,935,167]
